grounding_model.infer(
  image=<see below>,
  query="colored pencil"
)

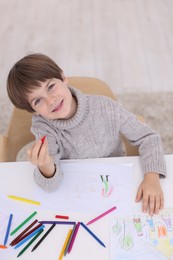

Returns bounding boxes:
[64,223,76,256]
[10,211,37,236]
[68,222,80,253]
[4,213,13,246]
[31,224,56,252]
[41,135,46,144]
[10,219,38,246]
[86,206,117,225]
[17,229,44,257]
[14,226,44,249]
[39,221,75,225]
[80,222,106,248]
[59,228,72,260]
[7,195,40,205]
[55,215,69,220]
[0,245,7,249]
[12,223,43,246]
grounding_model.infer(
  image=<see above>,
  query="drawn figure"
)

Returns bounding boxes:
[120,220,134,251]
[112,219,133,251]
[146,216,155,232]
[112,220,122,236]
[158,225,167,237]
[133,217,143,236]
[162,215,173,232]
[100,174,113,197]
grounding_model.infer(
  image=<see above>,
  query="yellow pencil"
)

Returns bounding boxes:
[59,228,72,260]
[7,195,40,206]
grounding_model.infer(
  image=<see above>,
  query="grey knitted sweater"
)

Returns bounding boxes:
[31,87,166,192]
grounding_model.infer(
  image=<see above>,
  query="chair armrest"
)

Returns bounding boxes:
[0,135,8,162]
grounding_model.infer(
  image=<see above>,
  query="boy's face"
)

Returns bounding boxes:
[27,77,77,120]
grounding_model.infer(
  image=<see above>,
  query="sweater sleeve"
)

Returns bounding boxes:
[33,162,63,192]
[31,116,64,192]
[118,103,166,177]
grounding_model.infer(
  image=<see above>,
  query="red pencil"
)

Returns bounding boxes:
[41,135,46,144]
[55,215,69,220]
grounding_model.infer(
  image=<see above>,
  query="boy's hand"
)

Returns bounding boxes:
[27,137,55,178]
[135,172,164,216]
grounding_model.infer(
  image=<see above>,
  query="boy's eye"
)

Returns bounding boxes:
[34,98,42,106]
[48,84,55,91]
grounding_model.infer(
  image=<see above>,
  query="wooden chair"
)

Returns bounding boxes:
[0,77,139,162]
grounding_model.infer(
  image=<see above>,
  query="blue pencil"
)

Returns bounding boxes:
[80,222,106,248]
[4,213,13,246]
[14,226,44,249]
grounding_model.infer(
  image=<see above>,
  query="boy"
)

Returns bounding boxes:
[7,53,166,215]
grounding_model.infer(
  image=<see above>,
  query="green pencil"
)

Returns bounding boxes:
[10,211,37,236]
[17,229,44,257]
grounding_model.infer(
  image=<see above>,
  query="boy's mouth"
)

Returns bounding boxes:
[52,100,64,112]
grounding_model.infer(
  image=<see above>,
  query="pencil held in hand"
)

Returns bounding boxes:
[41,135,46,144]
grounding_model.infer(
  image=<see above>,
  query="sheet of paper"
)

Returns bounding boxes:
[35,161,133,213]
[111,209,173,260]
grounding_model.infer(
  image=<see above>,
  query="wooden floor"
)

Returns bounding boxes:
[1,0,173,98]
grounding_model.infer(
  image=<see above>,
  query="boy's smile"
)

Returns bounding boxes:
[51,100,64,113]
[28,77,77,120]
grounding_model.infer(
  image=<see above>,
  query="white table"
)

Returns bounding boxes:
[0,155,173,260]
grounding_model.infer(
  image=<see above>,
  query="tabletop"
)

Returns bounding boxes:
[0,155,173,260]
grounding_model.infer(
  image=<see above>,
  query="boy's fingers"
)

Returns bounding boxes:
[149,196,155,216]
[142,194,149,214]
[160,194,164,210]
[154,196,160,214]
[135,186,142,202]
[27,140,42,163]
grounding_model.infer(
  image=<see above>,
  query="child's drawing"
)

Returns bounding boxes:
[111,209,173,260]
[100,174,113,197]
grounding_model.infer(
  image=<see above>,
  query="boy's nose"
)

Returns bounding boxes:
[46,96,54,107]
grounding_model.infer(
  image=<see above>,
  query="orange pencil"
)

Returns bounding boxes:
[0,245,7,249]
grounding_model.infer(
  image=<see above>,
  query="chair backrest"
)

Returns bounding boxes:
[1,77,118,162]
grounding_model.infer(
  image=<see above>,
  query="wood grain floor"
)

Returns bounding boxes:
[1,0,173,98]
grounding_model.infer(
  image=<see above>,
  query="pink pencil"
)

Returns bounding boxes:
[86,206,117,225]
[68,222,80,253]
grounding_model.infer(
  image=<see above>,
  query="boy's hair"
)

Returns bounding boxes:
[7,53,64,112]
